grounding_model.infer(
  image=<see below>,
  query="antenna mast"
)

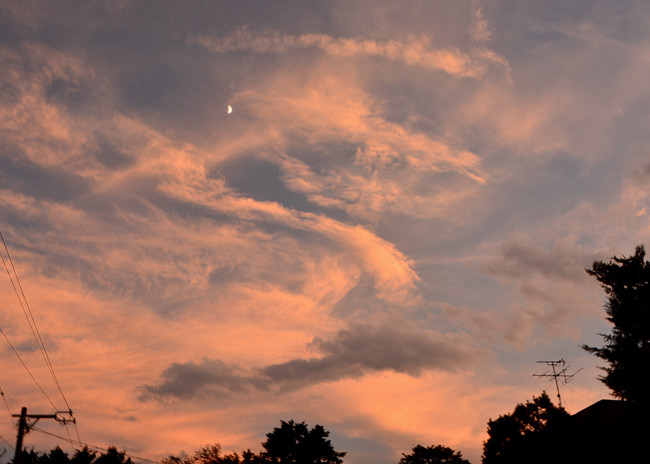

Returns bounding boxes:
[532,359,582,407]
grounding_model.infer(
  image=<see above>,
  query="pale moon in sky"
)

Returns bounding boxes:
[227,105,232,114]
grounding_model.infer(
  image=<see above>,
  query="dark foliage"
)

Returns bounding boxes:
[481,392,570,464]
[42,447,70,464]
[399,444,471,464]
[261,420,345,464]
[69,447,96,464]
[582,244,650,402]
[239,450,267,464]
[93,448,132,464]
[12,447,125,464]
[162,444,247,464]
[163,420,345,464]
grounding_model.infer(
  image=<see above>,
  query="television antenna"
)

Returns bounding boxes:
[532,359,582,408]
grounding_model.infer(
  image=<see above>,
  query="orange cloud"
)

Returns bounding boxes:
[219,68,486,223]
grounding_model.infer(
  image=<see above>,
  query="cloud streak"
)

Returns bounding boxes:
[192,28,508,78]
[141,322,481,400]
[487,239,594,283]
[220,69,487,224]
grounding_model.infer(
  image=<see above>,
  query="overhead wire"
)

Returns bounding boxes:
[0,228,212,464]
[72,421,82,452]
[30,426,160,464]
[61,419,76,455]
[0,230,98,461]
[0,328,58,410]
[0,389,16,428]
[0,389,15,456]
[0,231,73,413]
[0,434,14,451]
[0,231,81,454]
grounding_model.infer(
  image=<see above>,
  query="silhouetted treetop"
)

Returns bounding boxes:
[482,392,570,464]
[84,448,131,464]
[162,444,245,464]
[262,420,345,464]
[399,444,471,464]
[70,448,97,464]
[582,244,650,402]
[11,447,127,464]
[162,420,345,464]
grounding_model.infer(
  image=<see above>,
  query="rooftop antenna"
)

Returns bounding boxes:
[533,359,582,408]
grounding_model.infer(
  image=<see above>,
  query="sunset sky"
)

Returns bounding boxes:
[1,1,649,463]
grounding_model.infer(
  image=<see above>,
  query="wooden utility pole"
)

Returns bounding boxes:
[12,407,74,464]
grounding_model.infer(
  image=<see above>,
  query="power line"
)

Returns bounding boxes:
[70,420,82,454]
[0,434,14,451]
[0,388,16,428]
[0,232,85,461]
[0,389,14,422]
[30,426,160,464]
[61,419,76,456]
[0,231,73,413]
[0,329,58,410]
[0,231,81,451]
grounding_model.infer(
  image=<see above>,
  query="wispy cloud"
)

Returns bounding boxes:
[469,1,492,45]
[192,28,508,78]
[222,69,486,223]
[485,238,601,345]
[0,41,423,312]
[487,238,594,282]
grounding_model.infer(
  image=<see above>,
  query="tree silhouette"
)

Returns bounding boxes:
[11,446,120,464]
[70,448,96,464]
[162,421,345,464]
[481,392,570,464]
[261,420,345,464]
[240,450,267,464]
[41,447,70,464]
[162,444,245,464]
[582,244,650,403]
[193,444,240,464]
[91,448,131,464]
[13,449,41,464]
[399,444,470,464]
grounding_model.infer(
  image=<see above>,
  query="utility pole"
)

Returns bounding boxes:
[533,359,582,408]
[12,407,75,464]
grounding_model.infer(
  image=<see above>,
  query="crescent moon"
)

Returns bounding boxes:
[227,105,233,114]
